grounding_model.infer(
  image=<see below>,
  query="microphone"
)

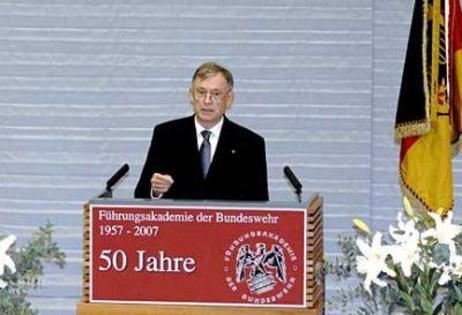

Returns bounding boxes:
[106,163,130,190]
[283,166,303,203]
[98,163,130,198]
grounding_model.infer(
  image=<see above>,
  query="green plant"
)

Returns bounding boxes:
[0,222,66,315]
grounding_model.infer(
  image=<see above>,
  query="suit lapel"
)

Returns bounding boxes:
[207,117,235,179]
[184,115,203,178]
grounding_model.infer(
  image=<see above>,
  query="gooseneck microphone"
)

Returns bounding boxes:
[283,166,303,204]
[98,163,130,198]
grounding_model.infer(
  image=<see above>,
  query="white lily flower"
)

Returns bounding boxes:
[435,242,462,286]
[448,242,462,279]
[421,212,462,245]
[389,232,421,277]
[388,213,422,277]
[356,232,396,294]
[0,234,16,289]
[389,212,419,245]
[438,265,451,285]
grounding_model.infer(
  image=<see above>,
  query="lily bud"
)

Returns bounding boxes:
[403,196,414,218]
[353,218,372,236]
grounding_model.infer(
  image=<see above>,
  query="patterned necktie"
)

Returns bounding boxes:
[200,130,212,178]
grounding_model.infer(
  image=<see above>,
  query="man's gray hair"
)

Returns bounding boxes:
[192,62,234,89]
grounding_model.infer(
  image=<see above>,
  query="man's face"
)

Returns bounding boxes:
[189,73,234,129]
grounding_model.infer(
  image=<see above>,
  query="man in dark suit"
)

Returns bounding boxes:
[134,62,269,201]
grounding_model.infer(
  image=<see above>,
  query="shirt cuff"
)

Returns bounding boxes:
[150,188,163,199]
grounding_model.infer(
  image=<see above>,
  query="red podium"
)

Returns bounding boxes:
[77,194,324,315]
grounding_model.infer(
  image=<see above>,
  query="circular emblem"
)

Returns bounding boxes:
[223,230,299,304]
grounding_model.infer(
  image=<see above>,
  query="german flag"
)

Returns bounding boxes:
[395,0,462,215]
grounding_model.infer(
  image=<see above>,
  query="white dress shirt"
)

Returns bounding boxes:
[194,116,224,161]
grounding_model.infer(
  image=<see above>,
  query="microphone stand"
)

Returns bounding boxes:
[96,163,130,199]
[283,166,303,205]
[295,189,302,205]
[97,186,113,198]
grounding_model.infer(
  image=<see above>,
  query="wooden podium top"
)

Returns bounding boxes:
[87,197,309,209]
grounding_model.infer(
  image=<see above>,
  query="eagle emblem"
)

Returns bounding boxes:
[235,243,286,295]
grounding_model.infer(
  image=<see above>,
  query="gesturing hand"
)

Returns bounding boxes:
[151,173,174,197]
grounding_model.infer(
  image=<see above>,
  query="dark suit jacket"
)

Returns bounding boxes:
[134,115,269,201]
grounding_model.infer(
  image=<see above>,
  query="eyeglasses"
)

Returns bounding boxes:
[193,89,231,104]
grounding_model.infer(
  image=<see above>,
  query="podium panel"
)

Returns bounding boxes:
[78,195,324,314]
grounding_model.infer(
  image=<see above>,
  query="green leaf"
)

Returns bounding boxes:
[415,283,434,314]
[451,281,462,301]
[450,302,462,315]
[416,283,428,299]
[421,297,434,314]
[399,290,416,311]
[429,269,441,298]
